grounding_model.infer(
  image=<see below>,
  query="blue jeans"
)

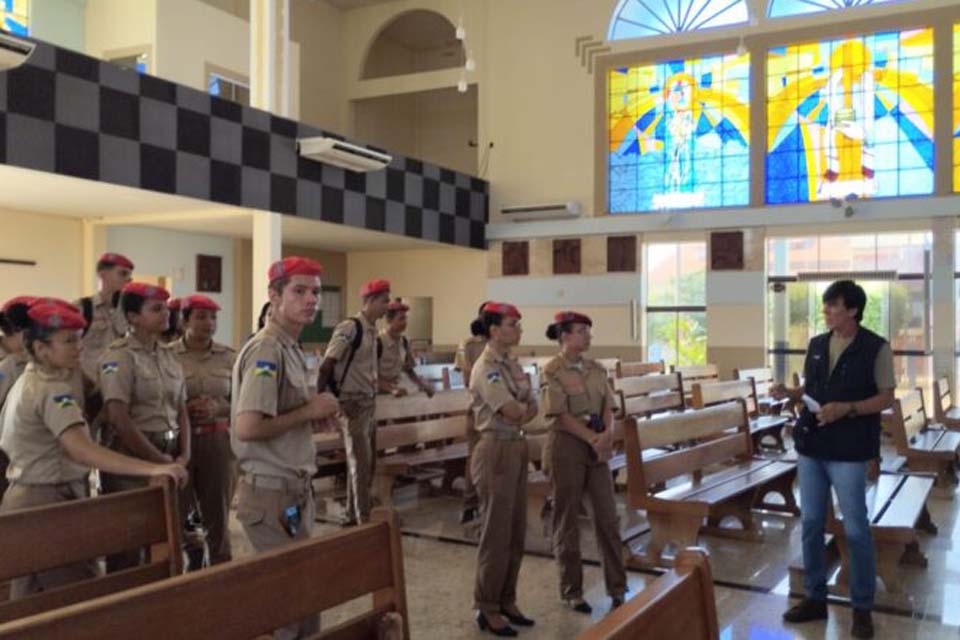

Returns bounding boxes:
[798,455,876,610]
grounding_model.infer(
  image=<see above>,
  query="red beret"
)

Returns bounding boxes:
[481,302,522,319]
[122,282,170,301]
[27,302,87,331]
[554,311,592,326]
[31,297,81,314]
[387,299,409,312]
[268,256,324,283]
[360,279,391,298]
[181,295,221,312]
[166,298,181,311]
[98,252,134,270]
[2,296,37,314]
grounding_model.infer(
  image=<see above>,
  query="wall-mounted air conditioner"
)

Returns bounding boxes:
[0,34,34,72]
[297,136,392,173]
[501,201,581,222]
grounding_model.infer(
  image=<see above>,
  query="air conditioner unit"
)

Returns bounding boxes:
[0,33,34,72]
[501,201,581,222]
[297,136,392,173]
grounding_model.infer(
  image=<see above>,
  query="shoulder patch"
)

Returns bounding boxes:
[53,393,77,409]
[101,361,120,375]
[254,360,278,378]
[486,371,501,383]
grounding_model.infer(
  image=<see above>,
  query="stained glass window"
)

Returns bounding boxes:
[766,28,934,204]
[953,23,960,192]
[608,0,749,41]
[1,0,28,36]
[608,52,750,213]
[769,0,905,19]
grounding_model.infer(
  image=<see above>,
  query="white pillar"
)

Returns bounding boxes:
[250,0,291,115]
[81,219,107,297]
[252,211,282,331]
[931,217,956,387]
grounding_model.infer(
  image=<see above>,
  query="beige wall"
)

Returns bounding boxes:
[0,211,84,303]
[292,0,346,132]
[85,0,157,65]
[345,247,486,348]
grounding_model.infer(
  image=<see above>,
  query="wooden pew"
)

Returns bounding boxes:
[888,389,960,490]
[613,373,685,420]
[576,548,718,640]
[671,364,720,405]
[595,357,620,378]
[615,360,665,379]
[932,377,960,429]
[734,366,789,415]
[0,508,409,640]
[413,364,460,391]
[623,402,798,567]
[0,477,181,625]
[417,351,455,365]
[691,379,789,452]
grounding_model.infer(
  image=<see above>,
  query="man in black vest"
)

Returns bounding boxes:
[773,280,894,640]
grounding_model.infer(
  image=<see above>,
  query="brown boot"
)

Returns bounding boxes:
[782,598,827,623]
[851,609,874,639]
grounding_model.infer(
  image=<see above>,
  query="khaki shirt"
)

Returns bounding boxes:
[543,354,615,427]
[828,333,896,390]
[231,319,317,478]
[77,293,128,382]
[0,351,29,408]
[469,345,532,435]
[172,338,237,425]
[324,313,378,397]
[0,363,89,484]
[98,334,186,433]
[378,331,415,385]
[455,335,487,385]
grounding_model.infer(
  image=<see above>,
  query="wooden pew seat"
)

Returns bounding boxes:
[692,379,789,453]
[932,377,960,429]
[0,509,409,640]
[889,389,960,490]
[576,548,718,640]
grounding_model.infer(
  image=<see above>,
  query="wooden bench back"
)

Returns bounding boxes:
[933,377,953,423]
[516,356,553,371]
[616,360,665,378]
[734,366,774,397]
[613,373,685,418]
[376,416,466,451]
[595,358,620,377]
[0,508,409,640]
[577,548,718,640]
[671,364,719,384]
[417,351,455,365]
[412,364,458,391]
[0,477,181,624]
[692,379,758,416]
[890,389,928,454]
[375,388,471,424]
[623,402,751,505]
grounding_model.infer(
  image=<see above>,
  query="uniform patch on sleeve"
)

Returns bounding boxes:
[101,361,119,375]
[254,360,278,378]
[486,371,501,383]
[53,394,77,409]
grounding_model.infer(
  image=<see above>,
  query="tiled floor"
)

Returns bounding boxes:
[227,441,960,639]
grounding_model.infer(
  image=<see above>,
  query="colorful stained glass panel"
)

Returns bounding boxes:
[1,0,28,36]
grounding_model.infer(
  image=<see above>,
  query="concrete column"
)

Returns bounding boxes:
[81,220,107,297]
[251,211,282,331]
[931,216,956,386]
[250,0,292,116]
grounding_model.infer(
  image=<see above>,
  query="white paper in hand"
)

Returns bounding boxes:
[801,394,821,413]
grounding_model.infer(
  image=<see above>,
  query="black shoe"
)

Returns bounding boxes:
[476,611,517,637]
[461,507,478,524]
[783,598,828,623]
[611,595,624,609]
[852,609,874,639]
[500,608,535,626]
[564,598,592,614]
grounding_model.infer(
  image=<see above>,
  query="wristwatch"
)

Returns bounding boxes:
[847,402,859,418]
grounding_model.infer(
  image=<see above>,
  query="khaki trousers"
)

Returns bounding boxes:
[462,413,480,510]
[0,481,98,599]
[471,434,528,615]
[236,475,318,640]
[550,431,626,599]
[340,395,376,523]
[189,430,235,565]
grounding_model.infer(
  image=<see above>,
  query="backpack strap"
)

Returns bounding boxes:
[334,317,364,396]
[80,297,94,338]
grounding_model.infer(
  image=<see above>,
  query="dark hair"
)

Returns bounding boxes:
[24,322,59,358]
[0,303,31,336]
[545,321,573,342]
[385,298,406,321]
[470,311,505,339]
[120,292,147,318]
[268,278,288,296]
[257,301,271,330]
[822,280,866,323]
[97,259,129,273]
[162,308,181,341]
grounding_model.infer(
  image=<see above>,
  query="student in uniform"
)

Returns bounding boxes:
[0,296,36,499]
[455,301,490,524]
[469,301,538,637]
[317,279,390,526]
[377,298,434,397]
[76,252,134,385]
[542,311,626,614]
[162,297,183,344]
[232,256,340,640]
[0,299,187,600]
[97,282,191,572]
[172,294,236,565]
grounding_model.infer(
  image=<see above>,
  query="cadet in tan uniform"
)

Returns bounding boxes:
[98,282,191,572]
[469,302,538,637]
[172,295,236,565]
[0,299,186,599]
[233,256,339,640]
[377,299,434,397]
[542,311,626,613]
[76,252,134,384]
[317,279,390,526]
[455,301,490,524]
[0,296,36,499]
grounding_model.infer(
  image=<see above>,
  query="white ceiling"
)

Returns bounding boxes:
[0,164,447,253]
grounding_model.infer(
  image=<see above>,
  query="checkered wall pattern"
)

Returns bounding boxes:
[0,38,488,249]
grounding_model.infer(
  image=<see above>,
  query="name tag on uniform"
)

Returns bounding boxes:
[254,360,278,378]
